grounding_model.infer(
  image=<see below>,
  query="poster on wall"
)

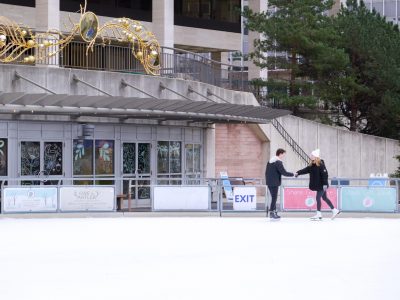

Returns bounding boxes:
[340,187,397,212]
[59,186,115,212]
[282,187,338,211]
[2,187,58,213]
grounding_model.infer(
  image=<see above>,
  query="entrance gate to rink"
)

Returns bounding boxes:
[0,177,399,214]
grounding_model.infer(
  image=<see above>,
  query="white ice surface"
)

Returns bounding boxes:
[0,217,399,300]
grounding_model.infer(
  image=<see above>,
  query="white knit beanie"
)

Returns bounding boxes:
[311,149,320,158]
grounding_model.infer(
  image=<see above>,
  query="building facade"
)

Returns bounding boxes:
[0,1,399,212]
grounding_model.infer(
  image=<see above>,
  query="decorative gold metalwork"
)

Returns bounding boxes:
[0,0,161,75]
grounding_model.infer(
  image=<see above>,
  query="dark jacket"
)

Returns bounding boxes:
[297,160,329,191]
[265,157,294,187]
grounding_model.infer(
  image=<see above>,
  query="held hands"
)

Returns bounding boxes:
[323,185,328,191]
[294,172,299,178]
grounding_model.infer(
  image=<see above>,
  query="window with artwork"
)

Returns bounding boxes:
[95,140,114,175]
[44,142,63,176]
[157,141,182,185]
[157,141,182,174]
[73,139,93,176]
[123,143,136,174]
[0,138,7,176]
[21,141,40,176]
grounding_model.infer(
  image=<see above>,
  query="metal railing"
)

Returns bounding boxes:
[160,46,249,91]
[1,36,250,92]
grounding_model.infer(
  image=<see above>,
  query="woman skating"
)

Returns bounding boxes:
[295,149,340,220]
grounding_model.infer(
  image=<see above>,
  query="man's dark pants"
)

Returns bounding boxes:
[268,185,279,212]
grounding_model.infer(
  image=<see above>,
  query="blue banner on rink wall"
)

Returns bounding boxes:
[340,187,398,212]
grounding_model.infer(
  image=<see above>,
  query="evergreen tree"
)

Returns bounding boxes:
[325,0,400,138]
[244,0,400,139]
[393,153,400,178]
[243,0,346,115]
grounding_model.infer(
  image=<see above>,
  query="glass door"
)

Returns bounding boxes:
[157,141,182,185]
[122,142,151,208]
[20,141,63,185]
[184,143,202,185]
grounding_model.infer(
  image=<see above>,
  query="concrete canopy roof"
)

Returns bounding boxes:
[0,92,290,124]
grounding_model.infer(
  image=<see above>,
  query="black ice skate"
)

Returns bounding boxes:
[269,211,281,220]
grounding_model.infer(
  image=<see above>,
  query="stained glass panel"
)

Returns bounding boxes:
[193,144,201,172]
[138,143,150,174]
[185,144,194,173]
[95,140,114,175]
[170,141,181,173]
[0,138,7,176]
[123,143,136,174]
[44,142,63,176]
[73,139,93,175]
[157,141,169,174]
[21,141,40,176]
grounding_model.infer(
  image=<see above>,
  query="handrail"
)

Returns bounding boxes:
[271,118,311,165]
[1,34,251,92]
[32,31,245,70]
[161,46,244,69]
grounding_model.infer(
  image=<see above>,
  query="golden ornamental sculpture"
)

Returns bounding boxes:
[0,0,161,75]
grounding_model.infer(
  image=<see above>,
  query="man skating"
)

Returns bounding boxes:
[265,148,294,219]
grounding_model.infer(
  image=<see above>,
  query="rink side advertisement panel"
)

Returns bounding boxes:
[59,186,115,212]
[282,187,338,211]
[153,186,210,210]
[340,187,397,212]
[2,187,58,213]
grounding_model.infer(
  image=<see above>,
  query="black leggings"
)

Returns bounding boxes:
[316,190,334,211]
[268,186,279,212]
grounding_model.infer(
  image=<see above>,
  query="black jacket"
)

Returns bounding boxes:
[265,157,294,187]
[297,160,329,191]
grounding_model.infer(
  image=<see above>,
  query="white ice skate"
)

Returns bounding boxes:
[331,208,341,220]
[310,211,322,221]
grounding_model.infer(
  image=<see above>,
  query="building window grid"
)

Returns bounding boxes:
[368,0,399,23]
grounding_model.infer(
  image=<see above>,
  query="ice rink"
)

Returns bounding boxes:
[0,216,399,300]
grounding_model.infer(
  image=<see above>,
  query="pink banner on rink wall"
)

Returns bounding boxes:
[282,187,338,211]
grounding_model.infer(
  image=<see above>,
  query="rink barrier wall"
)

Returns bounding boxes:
[279,178,399,213]
[0,177,399,214]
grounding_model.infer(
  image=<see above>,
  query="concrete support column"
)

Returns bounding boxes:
[247,0,268,81]
[152,0,174,52]
[204,126,216,179]
[211,51,223,82]
[36,0,60,66]
[36,0,60,32]
[211,52,222,63]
